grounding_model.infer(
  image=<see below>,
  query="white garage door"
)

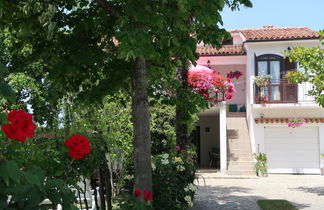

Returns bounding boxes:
[265,127,320,174]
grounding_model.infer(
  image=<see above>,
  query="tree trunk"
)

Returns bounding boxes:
[176,64,189,149]
[103,161,112,210]
[98,167,106,210]
[131,57,152,201]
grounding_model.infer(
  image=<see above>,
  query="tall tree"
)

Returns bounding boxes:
[1,0,252,203]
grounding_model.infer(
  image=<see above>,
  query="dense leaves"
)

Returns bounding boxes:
[286,30,324,107]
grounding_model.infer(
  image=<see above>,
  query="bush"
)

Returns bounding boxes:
[152,147,197,209]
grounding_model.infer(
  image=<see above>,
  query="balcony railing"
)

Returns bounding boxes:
[254,79,298,104]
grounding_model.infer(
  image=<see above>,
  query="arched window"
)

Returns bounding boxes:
[255,54,283,84]
[254,54,298,103]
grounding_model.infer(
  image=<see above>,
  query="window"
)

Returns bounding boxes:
[255,54,283,84]
[254,54,298,103]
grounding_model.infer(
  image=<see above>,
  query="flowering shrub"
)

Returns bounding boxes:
[188,70,236,104]
[254,75,272,87]
[65,134,91,159]
[227,70,243,79]
[1,110,36,142]
[151,146,197,209]
[288,117,305,128]
[0,110,93,209]
[117,188,153,209]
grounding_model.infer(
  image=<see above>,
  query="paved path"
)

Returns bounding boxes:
[190,173,324,210]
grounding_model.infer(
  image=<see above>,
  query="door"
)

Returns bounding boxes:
[264,127,320,174]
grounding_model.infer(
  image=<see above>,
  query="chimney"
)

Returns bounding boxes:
[263,25,274,29]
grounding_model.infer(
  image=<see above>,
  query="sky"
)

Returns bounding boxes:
[220,0,324,31]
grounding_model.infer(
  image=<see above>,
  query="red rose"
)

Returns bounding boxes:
[144,190,153,201]
[1,110,36,143]
[65,134,91,159]
[134,189,141,197]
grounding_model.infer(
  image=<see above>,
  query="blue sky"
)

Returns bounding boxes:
[221,0,324,31]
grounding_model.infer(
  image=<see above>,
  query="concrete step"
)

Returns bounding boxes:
[226,170,256,176]
[228,161,254,166]
[227,144,251,149]
[228,149,252,154]
[226,117,253,176]
[227,166,254,171]
[228,153,253,158]
[228,157,253,162]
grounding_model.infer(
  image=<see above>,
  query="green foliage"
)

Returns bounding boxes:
[0,160,77,210]
[285,30,324,107]
[116,193,153,210]
[285,71,309,84]
[150,101,176,155]
[257,200,297,210]
[151,148,197,209]
[253,153,267,177]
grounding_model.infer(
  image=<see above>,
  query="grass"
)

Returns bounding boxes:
[257,200,298,210]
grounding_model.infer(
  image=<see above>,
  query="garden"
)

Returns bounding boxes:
[0,0,253,209]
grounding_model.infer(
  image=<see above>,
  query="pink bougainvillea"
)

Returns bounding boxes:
[188,67,236,104]
[288,117,305,128]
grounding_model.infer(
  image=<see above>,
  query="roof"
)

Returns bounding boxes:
[255,118,324,124]
[196,26,320,56]
[230,26,320,41]
[196,45,246,56]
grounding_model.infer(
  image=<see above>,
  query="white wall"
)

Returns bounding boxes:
[197,114,220,167]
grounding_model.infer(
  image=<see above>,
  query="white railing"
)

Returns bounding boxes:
[298,82,315,103]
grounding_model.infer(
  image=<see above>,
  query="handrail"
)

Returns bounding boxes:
[254,79,298,104]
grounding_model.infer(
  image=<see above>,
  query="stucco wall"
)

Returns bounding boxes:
[197,115,220,167]
[211,64,246,105]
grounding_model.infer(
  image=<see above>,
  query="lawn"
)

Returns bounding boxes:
[257,200,298,210]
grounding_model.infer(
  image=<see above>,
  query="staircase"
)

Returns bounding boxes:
[226,117,255,176]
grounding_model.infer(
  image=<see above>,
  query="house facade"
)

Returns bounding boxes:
[195,26,324,175]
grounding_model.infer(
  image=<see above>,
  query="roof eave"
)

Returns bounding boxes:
[245,37,320,42]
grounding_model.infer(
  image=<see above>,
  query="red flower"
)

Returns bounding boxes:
[134,189,141,197]
[65,134,91,159]
[144,190,153,201]
[1,110,36,143]
[175,145,181,151]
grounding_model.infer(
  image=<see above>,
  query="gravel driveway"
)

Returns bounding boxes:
[190,173,324,210]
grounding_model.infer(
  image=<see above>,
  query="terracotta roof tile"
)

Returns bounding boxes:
[196,45,245,56]
[255,118,324,124]
[230,26,319,41]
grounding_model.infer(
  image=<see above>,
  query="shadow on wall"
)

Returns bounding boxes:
[189,185,311,210]
[227,129,239,139]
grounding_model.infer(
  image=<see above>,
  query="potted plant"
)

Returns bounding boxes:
[227,70,243,79]
[253,153,268,177]
[254,75,272,87]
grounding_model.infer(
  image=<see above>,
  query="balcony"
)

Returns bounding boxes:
[254,79,298,104]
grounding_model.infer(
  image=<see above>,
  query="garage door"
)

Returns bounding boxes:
[265,127,320,174]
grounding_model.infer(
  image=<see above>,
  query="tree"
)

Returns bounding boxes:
[1,0,252,203]
[286,30,324,107]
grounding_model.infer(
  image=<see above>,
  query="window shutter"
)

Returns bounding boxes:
[282,58,298,102]
[283,58,297,72]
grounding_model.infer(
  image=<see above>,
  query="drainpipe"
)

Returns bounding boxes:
[220,101,227,173]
